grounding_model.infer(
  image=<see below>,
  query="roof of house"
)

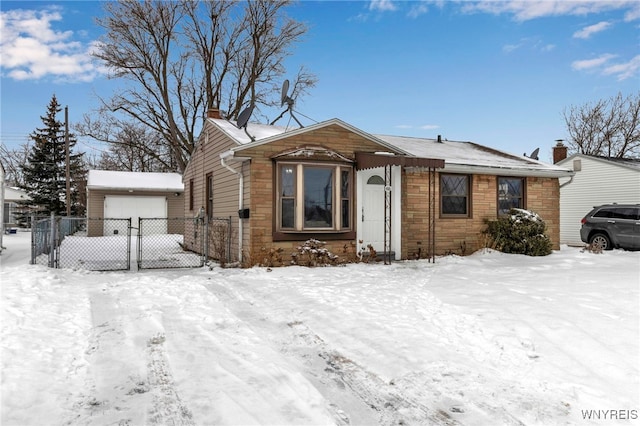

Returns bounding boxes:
[87,170,184,192]
[3,186,30,202]
[557,153,640,172]
[207,118,573,178]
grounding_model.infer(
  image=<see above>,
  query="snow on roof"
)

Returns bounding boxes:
[4,186,30,202]
[87,170,184,192]
[558,153,640,172]
[207,118,572,177]
[209,118,288,145]
[374,134,572,176]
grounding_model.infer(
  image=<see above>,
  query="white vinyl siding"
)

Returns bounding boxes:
[558,155,640,245]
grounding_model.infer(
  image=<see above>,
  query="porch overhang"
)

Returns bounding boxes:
[355,152,445,171]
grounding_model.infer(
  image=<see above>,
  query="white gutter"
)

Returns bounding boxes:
[220,150,251,263]
[442,163,575,178]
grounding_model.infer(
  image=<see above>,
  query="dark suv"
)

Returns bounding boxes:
[580,204,640,250]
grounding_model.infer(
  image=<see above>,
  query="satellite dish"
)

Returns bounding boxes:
[236,105,254,129]
[529,147,540,160]
[280,79,290,107]
[271,79,303,128]
[236,105,256,142]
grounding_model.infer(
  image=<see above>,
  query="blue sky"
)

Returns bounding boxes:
[1,1,638,163]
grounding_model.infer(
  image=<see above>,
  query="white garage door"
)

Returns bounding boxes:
[104,195,167,235]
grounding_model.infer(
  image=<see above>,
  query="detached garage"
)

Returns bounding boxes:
[86,170,184,236]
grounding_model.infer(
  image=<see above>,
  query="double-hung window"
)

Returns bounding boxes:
[498,177,525,215]
[441,174,470,217]
[277,163,352,232]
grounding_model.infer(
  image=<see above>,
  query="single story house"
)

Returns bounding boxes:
[183,109,574,265]
[554,144,640,245]
[86,170,184,236]
[3,186,31,231]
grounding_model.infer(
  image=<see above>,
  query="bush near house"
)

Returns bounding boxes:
[484,209,553,256]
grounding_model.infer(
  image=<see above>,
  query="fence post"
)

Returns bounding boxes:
[30,214,35,265]
[48,212,55,268]
[227,216,232,264]
[204,216,209,261]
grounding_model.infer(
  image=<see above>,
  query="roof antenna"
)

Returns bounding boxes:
[236,105,256,142]
[524,147,540,160]
[270,79,304,128]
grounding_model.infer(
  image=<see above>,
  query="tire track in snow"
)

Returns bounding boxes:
[70,280,194,425]
[207,279,458,425]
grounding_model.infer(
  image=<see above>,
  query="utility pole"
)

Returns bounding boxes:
[65,106,71,216]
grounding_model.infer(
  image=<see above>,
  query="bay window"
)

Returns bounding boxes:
[277,163,352,232]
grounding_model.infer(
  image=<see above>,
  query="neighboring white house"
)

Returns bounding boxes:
[556,151,640,246]
[3,186,31,230]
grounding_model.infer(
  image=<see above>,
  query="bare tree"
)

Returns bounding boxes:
[76,110,174,172]
[93,0,316,172]
[563,92,640,158]
[0,142,32,187]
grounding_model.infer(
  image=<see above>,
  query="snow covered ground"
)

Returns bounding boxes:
[1,229,639,425]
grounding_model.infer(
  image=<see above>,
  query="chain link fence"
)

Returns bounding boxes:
[31,215,132,271]
[30,215,230,271]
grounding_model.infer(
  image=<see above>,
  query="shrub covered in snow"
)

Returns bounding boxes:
[291,239,340,267]
[484,208,552,256]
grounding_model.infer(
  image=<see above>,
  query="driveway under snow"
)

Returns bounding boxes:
[1,230,639,425]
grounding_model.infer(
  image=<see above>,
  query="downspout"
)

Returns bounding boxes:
[559,175,574,188]
[220,151,250,263]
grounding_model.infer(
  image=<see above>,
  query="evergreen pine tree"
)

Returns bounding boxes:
[19,95,87,220]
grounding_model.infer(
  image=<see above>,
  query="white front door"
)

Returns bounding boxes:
[362,174,386,251]
[357,167,402,259]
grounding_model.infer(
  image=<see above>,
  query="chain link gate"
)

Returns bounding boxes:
[137,217,213,270]
[30,216,229,271]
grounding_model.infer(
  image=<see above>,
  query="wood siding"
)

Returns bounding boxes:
[86,189,184,236]
[182,125,243,262]
[558,156,640,245]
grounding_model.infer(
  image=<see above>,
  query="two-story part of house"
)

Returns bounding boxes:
[554,143,640,246]
[183,109,574,265]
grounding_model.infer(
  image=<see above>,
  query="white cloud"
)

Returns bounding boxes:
[573,21,612,39]
[502,38,554,54]
[369,0,397,12]
[408,3,429,19]
[571,53,617,71]
[502,43,522,53]
[420,124,440,130]
[461,1,638,22]
[0,7,103,82]
[624,5,640,22]
[570,53,639,80]
[602,54,640,81]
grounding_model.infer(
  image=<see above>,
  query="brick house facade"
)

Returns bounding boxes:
[182,112,572,265]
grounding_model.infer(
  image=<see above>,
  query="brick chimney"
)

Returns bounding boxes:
[206,108,221,119]
[553,140,567,164]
